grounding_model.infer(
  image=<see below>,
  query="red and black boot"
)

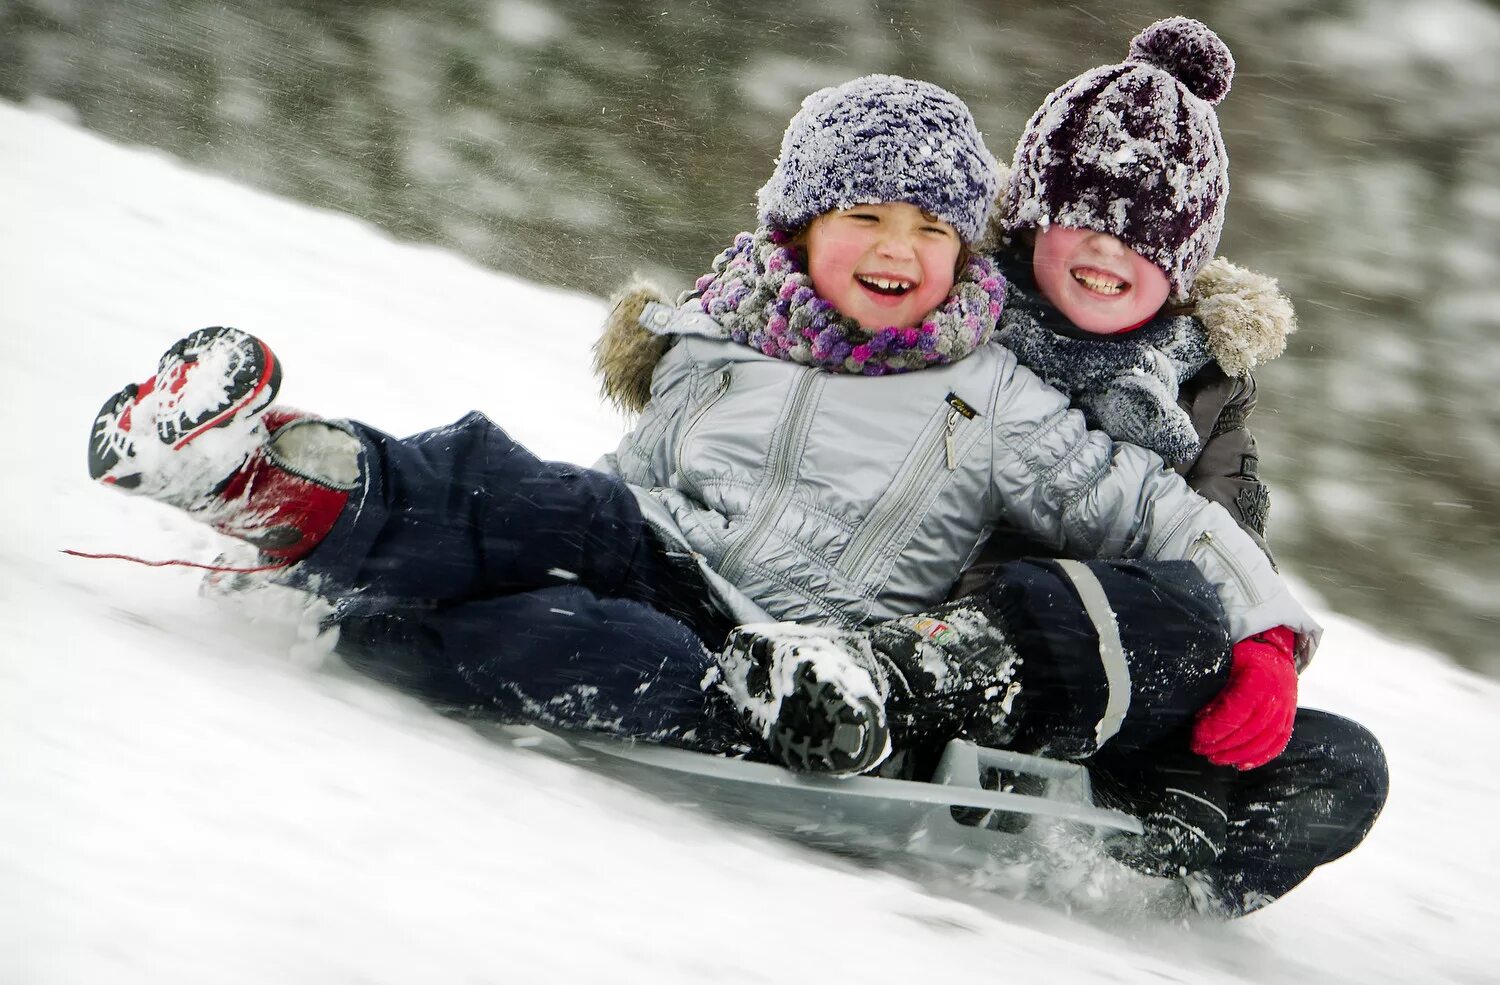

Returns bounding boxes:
[88,327,360,563]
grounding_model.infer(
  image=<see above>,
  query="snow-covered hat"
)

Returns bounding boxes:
[756,75,999,244]
[1002,17,1235,298]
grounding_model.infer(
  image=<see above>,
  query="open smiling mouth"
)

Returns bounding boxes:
[1072,268,1129,296]
[856,274,915,297]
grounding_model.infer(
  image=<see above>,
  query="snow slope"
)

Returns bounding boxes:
[2,101,1495,984]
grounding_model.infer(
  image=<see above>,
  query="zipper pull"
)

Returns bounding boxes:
[944,410,961,470]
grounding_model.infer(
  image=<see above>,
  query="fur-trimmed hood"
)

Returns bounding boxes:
[594,283,676,415]
[594,238,1295,416]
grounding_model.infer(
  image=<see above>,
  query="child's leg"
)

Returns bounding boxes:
[90,330,731,646]
[300,412,727,643]
[998,558,1233,757]
[334,586,745,754]
[862,558,1232,758]
[1202,709,1388,916]
[1088,709,1387,917]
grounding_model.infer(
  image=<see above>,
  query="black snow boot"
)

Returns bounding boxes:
[716,623,891,776]
[865,589,1026,751]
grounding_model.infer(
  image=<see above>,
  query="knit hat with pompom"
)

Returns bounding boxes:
[1002,17,1236,298]
[757,75,999,245]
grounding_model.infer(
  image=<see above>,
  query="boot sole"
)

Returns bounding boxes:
[89,327,281,484]
[770,664,890,776]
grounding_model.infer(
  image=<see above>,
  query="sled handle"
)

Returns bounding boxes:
[931,740,1089,787]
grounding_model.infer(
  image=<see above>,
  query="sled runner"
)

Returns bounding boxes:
[492,727,1141,867]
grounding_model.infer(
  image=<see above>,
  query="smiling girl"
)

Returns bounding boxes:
[802,202,962,331]
[912,17,1386,916]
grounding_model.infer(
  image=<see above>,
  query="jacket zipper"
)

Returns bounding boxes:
[943,407,963,470]
[674,369,732,479]
[837,405,961,581]
[1188,530,1265,608]
[717,370,817,581]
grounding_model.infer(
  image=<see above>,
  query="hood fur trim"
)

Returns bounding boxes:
[1187,257,1296,377]
[594,281,671,415]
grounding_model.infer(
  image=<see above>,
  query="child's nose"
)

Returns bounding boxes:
[874,232,917,259]
[1089,231,1128,256]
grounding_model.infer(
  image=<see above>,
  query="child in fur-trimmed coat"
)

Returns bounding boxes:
[829,18,1385,916]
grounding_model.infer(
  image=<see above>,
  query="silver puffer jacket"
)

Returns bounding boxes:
[595,298,1320,651]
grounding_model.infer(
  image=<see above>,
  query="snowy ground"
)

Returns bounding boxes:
[2,101,1496,984]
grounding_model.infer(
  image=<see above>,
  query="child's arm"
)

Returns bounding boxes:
[1178,369,1301,768]
[984,352,1319,657]
[1178,368,1274,561]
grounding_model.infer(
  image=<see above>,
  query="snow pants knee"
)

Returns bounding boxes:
[1208,708,1388,913]
[1089,707,1387,916]
[297,412,730,637]
[981,558,1234,761]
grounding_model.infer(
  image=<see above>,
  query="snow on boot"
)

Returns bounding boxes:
[89,326,282,504]
[865,593,1024,750]
[88,328,360,562]
[717,623,891,776]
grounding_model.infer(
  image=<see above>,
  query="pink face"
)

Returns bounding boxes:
[1030,226,1171,335]
[804,202,961,331]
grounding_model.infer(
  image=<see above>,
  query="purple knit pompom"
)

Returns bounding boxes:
[1127,16,1234,105]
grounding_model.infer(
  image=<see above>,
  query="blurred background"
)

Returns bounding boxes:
[2,0,1495,674]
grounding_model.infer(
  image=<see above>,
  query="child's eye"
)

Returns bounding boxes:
[846,212,880,223]
[922,224,955,236]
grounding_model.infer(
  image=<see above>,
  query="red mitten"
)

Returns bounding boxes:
[1191,626,1298,770]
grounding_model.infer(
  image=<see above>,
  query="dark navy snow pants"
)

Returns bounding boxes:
[939,557,1387,915]
[977,557,1236,760]
[1087,708,1388,915]
[292,412,739,749]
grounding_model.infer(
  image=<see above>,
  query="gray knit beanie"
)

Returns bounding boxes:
[1002,17,1235,298]
[757,75,999,244]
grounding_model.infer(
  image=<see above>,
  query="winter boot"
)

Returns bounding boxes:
[716,623,891,776]
[865,591,1025,751]
[89,326,282,500]
[88,327,361,563]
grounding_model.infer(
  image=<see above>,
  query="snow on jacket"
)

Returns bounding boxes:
[592,291,1319,652]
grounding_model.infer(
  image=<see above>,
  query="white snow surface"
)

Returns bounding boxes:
[2,102,1496,984]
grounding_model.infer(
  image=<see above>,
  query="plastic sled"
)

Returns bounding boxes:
[486,727,1142,869]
